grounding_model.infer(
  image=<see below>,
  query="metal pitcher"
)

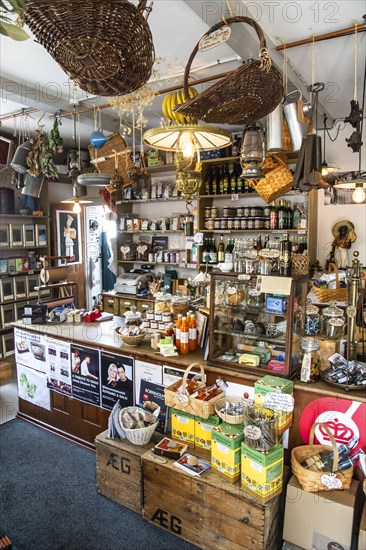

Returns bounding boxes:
[283,101,307,152]
[266,104,283,153]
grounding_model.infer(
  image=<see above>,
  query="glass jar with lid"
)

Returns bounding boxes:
[154,291,172,313]
[305,300,321,336]
[171,291,189,319]
[298,337,320,383]
[322,301,345,339]
[123,306,142,327]
[247,282,265,311]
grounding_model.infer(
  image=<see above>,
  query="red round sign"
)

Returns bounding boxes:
[299,397,366,452]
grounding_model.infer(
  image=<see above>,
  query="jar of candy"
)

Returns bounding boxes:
[322,301,345,339]
[305,300,321,336]
[298,337,320,383]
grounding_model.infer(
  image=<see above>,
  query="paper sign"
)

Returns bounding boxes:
[244,425,262,440]
[264,392,294,412]
[320,474,343,490]
[259,275,292,296]
[194,232,203,245]
[198,26,231,51]
[260,249,280,259]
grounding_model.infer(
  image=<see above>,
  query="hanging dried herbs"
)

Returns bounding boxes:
[26,129,58,179]
[49,117,63,153]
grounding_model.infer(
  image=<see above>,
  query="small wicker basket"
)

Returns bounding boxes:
[312,263,348,303]
[119,407,158,446]
[215,397,245,425]
[291,254,309,276]
[291,422,353,493]
[249,155,293,204]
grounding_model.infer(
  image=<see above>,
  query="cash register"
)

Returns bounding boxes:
[114,270,150,295]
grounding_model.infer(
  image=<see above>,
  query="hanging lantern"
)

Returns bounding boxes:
[240,122,266,180]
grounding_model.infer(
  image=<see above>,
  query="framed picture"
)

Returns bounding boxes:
[13,276,27,299]
[35,224,48,247]
[9,224,23,247]
[23,224,35,247]
[56,210,81,265]
[0,226,9,247]
[26,274,39,298]
[0,303,15,328]
[0,278,14,302]
[1,331,15,357]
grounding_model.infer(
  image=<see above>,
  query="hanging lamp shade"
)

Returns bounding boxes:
[25,0,155,97]
[143,124,232,152]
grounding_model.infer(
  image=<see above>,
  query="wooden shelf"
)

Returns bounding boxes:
[0,214,49,219]
[199,228,305,234]
[118,230,184,234]
[117,197,185,204]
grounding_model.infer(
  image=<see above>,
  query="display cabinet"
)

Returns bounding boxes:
[208,272,307,378]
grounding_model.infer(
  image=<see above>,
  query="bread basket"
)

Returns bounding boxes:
[115,327,147,347]
[119,406,158,445]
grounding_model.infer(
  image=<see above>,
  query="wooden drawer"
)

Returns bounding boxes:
[136,299,154,313]
[142,451,288,550]
[103,296,119,315]
[119,298,136,315]
[95,430,158,514]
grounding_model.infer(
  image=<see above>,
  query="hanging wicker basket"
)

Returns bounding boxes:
[25,0,155,97]
[248,154,293,204]
[88,133,136,188]
[175,16,283,125]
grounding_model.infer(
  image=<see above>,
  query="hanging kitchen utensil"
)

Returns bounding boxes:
[283,91,307,152]
[175,16,283,125]
[25,0,155,97]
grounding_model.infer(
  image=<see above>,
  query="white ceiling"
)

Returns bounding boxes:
[0,0,365,148]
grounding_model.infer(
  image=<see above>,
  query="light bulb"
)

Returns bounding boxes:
[73,201,81,214]
[321,161,329,176]
[179,132,195,159]
[352,183,365,203]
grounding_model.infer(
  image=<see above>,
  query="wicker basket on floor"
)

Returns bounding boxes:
[25,0,155,97]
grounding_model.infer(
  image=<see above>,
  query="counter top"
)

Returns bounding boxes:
[13,320,366,401]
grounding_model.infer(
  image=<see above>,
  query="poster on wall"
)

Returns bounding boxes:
[17,363,51,411]
[56,210,82,264]
[46,338,72,396]
[138,380,168,434]
[71,344,100,406]
[100,351,134,410]
[14,327,48,374]
[134,359,162,405]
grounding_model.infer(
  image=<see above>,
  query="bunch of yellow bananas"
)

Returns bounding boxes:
[161,88,198,125]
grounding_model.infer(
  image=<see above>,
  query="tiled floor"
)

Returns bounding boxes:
[0,360,18,424]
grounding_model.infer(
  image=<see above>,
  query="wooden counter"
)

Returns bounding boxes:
[13,320,365,453]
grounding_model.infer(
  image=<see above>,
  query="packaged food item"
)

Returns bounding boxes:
[211,422,244,483]
[254,375,294,433]
[241,443,284,503]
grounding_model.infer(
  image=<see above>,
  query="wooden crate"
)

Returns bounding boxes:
[95,430,158,514]
[142,450,289,550]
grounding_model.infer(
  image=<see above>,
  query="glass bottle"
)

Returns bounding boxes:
[280,233,292,276]
[300,437,359,472]
[209,238,218,264]
[322,301,345,339]
[218,235,225,263]
[270,201,278,229]
[298,337,320,383]
[232,134,240,157]
[222,165,230,194]
[204,167,213,195]
[175,314,183,352]
[278,200,287,230]
[225,239,234,264]
[188,313,197,352]
[180,316,189,355]
[230,163,238,193]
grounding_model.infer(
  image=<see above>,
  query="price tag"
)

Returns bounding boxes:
[231,193,239,201]
[320,474,342,490]
[346,306,357,318]
[264,392,294,412]
[244,425,262,440]
[238,274,251,281]
[301,352,312,382]
[193,232,204,245]
[176,391,189,403]
[198,26,231,51]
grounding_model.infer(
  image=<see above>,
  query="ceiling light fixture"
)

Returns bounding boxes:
[143,123,232,202]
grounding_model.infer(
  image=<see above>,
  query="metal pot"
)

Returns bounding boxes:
[10,139,33,174]
[283,101,307,152]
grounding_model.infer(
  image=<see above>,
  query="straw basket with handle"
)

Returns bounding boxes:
[164,363,223,420]
[312,263,348,303]
[175,16,283,125]
[291,422,354,493]
[249,154,293,204]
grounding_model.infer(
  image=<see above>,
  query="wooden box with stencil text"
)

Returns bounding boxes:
[142,448,290,550]
[95,430,159,514]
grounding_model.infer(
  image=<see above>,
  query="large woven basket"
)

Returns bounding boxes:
[249,155,293,204]
[89,134,136,188]
[291,422,353,493]
[312,263,348,303]
[25,0,155,97]
[175,16,283,125]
